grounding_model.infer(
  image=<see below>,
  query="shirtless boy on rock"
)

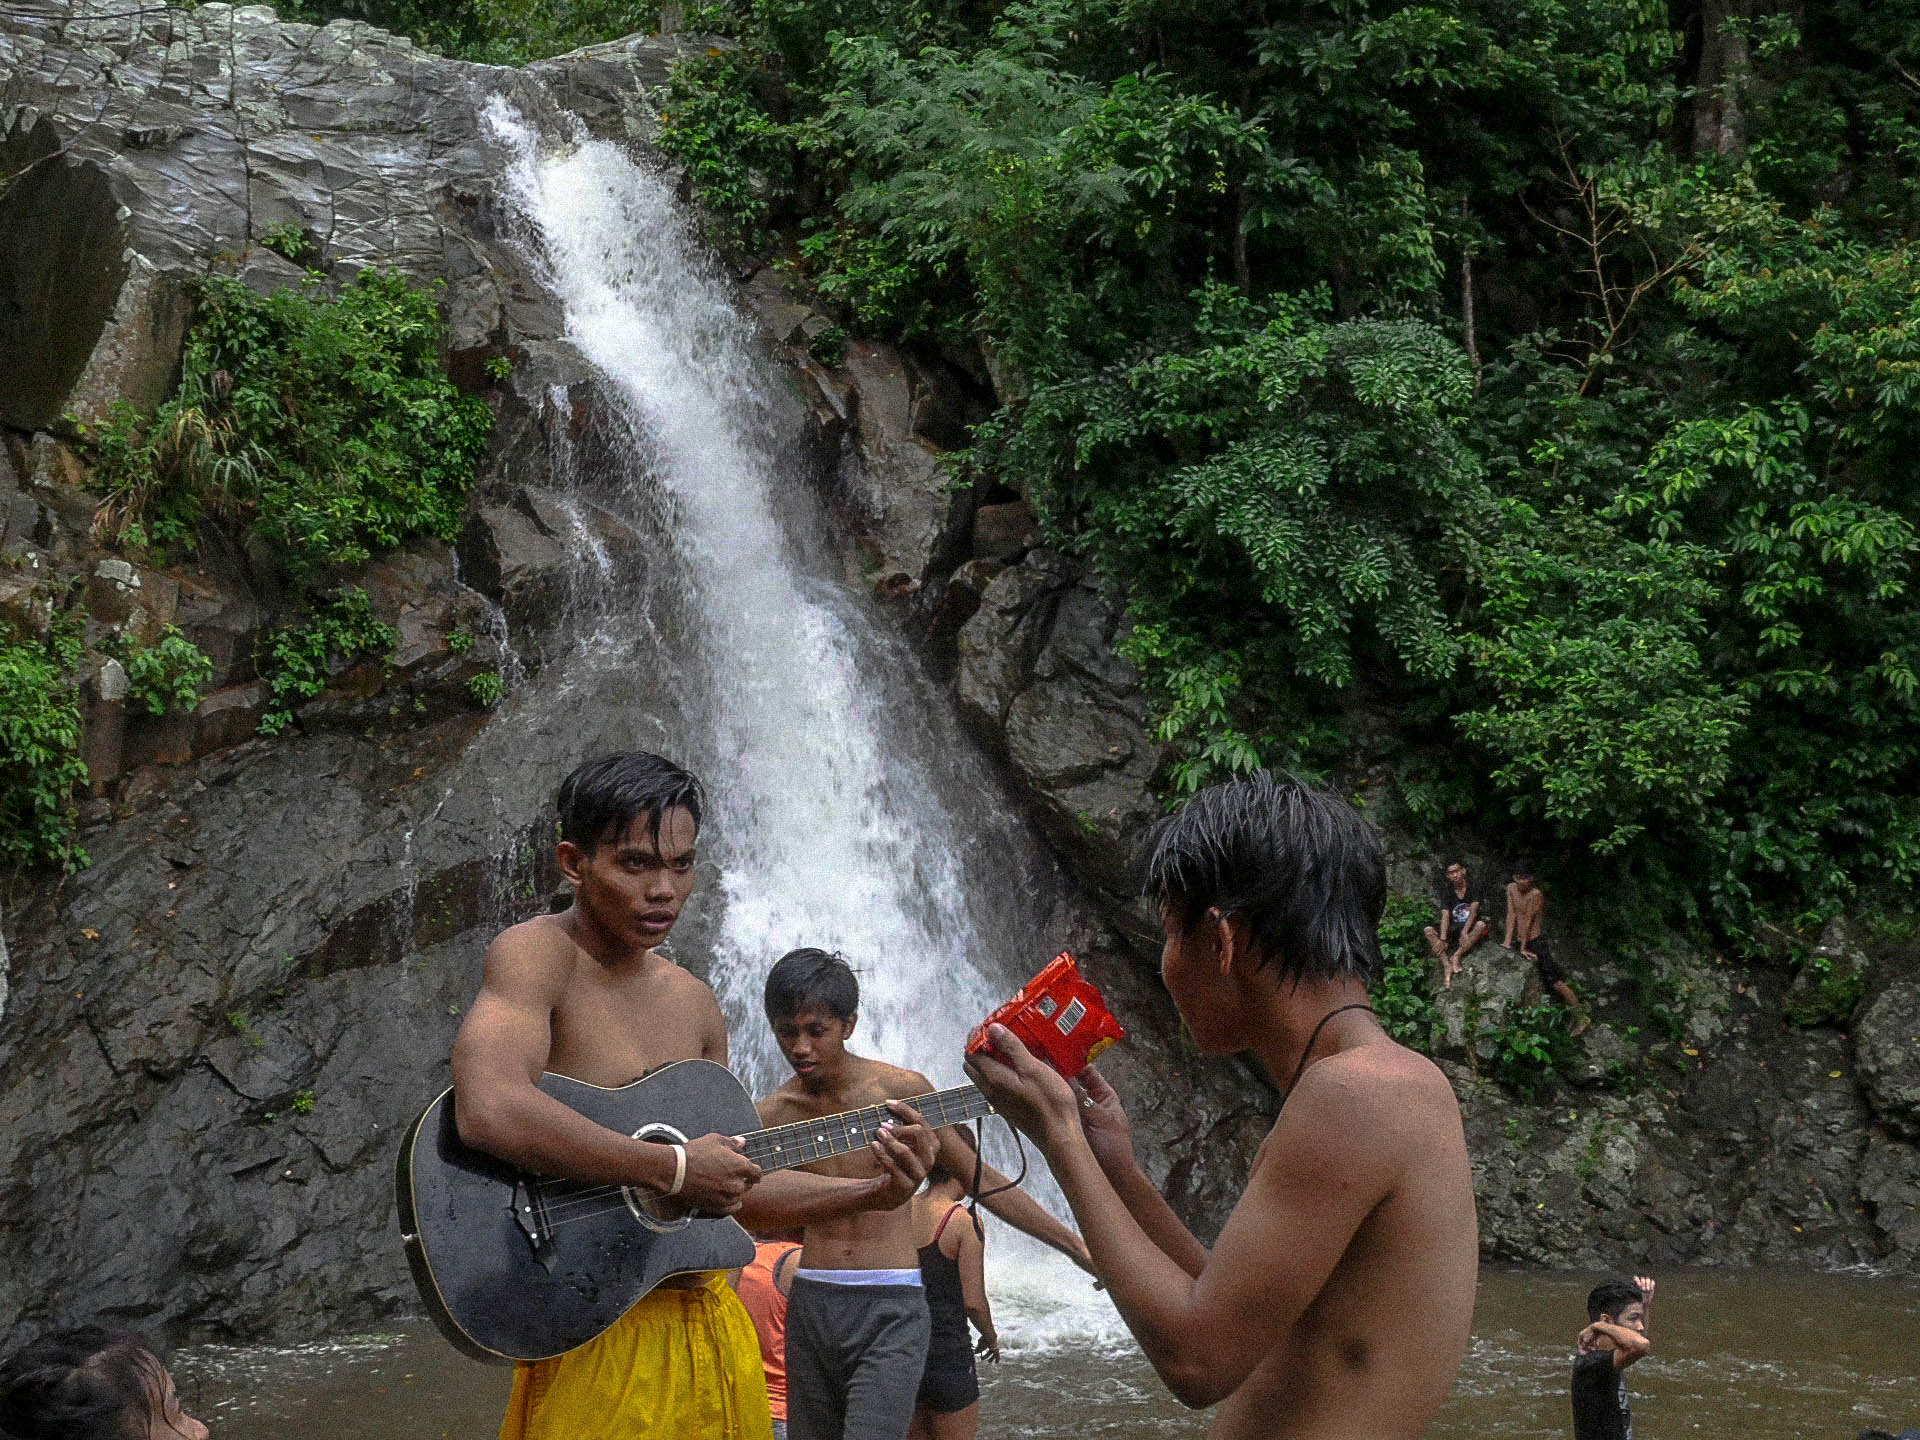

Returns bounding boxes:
[967,770,1480,1440]
[757,948,1090,1440]
[450,753,936,1440]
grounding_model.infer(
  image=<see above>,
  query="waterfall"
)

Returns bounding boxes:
[475,100,1124,1339]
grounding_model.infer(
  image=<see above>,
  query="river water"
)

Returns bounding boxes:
[178,1264,1917,1438]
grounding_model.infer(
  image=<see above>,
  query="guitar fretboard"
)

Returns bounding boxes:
[741,1085,992,1172]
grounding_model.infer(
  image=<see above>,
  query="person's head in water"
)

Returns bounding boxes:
[1586,1279,1647,1332]
[1144,771,1385,1049]
[765,948,860,1087]
[553,752,705,952]
[0,1327,207,1440]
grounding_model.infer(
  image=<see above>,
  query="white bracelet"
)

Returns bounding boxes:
[665,1143,687,1198]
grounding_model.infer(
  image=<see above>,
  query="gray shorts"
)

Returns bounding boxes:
[785,1279,931,1440]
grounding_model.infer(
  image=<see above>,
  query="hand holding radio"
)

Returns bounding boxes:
[965,952,1128,1150]
[1067,1066,1135,1178]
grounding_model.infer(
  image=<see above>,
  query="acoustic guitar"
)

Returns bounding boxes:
[395,1059,992,1362]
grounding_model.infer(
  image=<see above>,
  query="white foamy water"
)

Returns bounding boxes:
[480,99,1125,1342]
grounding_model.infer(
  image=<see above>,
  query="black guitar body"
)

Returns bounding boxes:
[396,1060,759,1363]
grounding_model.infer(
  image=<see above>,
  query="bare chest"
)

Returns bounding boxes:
[546,968,708,1087]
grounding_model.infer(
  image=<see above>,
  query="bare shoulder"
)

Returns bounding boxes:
[863,1059,931,1101]
[1283,1042,1461,1145]
[482,914,580,996]
[758,1079,810,1123]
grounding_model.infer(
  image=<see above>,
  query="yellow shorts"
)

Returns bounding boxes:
[498,1275,775,1440]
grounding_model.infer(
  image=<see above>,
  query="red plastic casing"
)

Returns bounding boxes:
[965,952,1125,1080]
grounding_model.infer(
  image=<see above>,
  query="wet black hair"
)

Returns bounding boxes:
[1144,770,1386,985]
[765,948,859,1023]
[926,1125,979,1188]
[0,1327,167,1440]
[556,752,704,856]
[1586,1279,1645,1322]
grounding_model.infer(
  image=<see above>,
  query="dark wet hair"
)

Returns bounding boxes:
[765,948,859,1023]
[927,1125,978,1188]
[1144,770,1386,984]
[556,752,704,855]
[0,1327,166,1440]
[1586,1279,1645,1322]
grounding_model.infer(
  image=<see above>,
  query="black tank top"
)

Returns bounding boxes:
[918,1205,973,1363]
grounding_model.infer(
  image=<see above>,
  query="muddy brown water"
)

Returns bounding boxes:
[177,1266,1918,1438]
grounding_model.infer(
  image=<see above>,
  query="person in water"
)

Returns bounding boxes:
[451,752,935,1440]
[1572,1275,1654,1440]
[757,947,1088,1440]
[910,1136,1000,1440]
[966,769,1480,1440]
[0,1326,208,1440]
[1424,858,1489,987]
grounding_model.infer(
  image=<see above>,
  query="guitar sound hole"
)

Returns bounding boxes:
[623,1122,695,1233]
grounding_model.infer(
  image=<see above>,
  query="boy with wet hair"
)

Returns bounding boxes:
[452,754,936,1440]
[759,948,1088,1440]
[1573,1275,1654,1440]
[967,769,1479,1440]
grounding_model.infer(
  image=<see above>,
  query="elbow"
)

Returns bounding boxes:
[1160,1355,1233,1410]
[453,1088,511,1159]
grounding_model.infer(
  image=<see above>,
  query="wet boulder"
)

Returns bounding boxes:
[1854,978,1920,1139]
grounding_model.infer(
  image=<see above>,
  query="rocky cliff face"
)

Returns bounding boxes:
[1,0,1915,1355]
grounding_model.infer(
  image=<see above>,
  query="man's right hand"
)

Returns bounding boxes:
[1068,1066,1135,1177]
[671,1133,762,1214]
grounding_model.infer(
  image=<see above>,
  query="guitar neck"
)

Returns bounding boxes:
[741,1084,992,1174]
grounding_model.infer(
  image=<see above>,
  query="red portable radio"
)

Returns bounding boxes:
[965,952,1125,1080]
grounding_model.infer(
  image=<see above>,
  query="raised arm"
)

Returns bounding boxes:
[934,1122,1091,1269]
[450,924,756,1211]
[1071,1066,1208,1278]
[968,1027,1396,1409]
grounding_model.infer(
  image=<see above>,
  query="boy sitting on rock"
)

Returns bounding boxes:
[966,770,1479,1439]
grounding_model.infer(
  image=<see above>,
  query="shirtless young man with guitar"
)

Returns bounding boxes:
[448,753,936,1440]
[757,948,1090,1440]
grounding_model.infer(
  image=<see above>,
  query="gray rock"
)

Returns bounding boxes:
[832,340,969,592]
[1855,979,1920,1139]
[1859,1134,1920,1262]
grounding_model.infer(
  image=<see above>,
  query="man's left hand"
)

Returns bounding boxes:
[865,1100,936,1210]
[964,1023,1079,1149]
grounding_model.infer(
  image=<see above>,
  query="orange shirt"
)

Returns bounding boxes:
[736,1241,800,1420]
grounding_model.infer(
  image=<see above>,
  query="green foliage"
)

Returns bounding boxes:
[1481,998,1571,1100]
[1373,894,1441,1051]
[93,271,492,577]
[465,669,506,707]
[0,622,88,870]
[259,222,322,268]
[553,0,1920,942]
[1784,951,1867,1027]
[258,589,399,735]
[113,626,215,717]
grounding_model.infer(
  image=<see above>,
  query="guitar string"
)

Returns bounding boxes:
[515,1089,993,1224]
